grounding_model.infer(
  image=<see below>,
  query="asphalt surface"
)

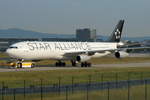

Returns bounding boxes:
[0,62,150,72]
[93,62,150,68]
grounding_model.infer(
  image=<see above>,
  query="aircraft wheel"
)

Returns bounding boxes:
[31,63,35,68]
[87,63,91,67]
[84,62,88,67]
[55,62,59,67]
[61,62,66,67]
[57,61,62,67]
[81,62,87,67]
[81,62,84,67]
[17,63,22,68]
[71,60,76,67]
[81,62,91,67]
[55,61,66,67]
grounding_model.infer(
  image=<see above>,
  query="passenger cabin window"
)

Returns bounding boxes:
[9,46,18,49]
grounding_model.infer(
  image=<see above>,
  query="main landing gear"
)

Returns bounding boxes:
[55,61,66,67]
[55,60,91,67]
[71,60,91,67]
[81,62,91,67]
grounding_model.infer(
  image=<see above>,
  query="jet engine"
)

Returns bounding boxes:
[76,55,91,62]
[115,51,129,58]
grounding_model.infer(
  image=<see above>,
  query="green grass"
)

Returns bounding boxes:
[1,53,150,100]
[0,67,150,88]
[0,52,8,58]
[91,57,150,64]
[1,85,150,100]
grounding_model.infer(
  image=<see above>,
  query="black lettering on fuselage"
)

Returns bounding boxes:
[43,43,51,50]
[55,43,60,50]
[78,42,82,50]
[87,43,91,50]
[27,42,52,51]
[27,43,35,51]
[70,42,75,50]
[63,43,69,50]
[74,42,78,50]
[34,43,38,50]
[67,43,71,49]
[39,43,45,50]
[58,43,63,50]
[82,42,88,50]
[27,42,92,51]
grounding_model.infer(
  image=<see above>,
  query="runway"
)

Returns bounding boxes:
[0,62,150,72]
[93,62,150,68]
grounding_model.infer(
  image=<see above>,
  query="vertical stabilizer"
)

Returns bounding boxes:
[107,20,124,42]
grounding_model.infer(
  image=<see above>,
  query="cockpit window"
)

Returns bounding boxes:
[9,46,18,49]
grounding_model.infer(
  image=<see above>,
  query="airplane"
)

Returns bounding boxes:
[6,20,126,67]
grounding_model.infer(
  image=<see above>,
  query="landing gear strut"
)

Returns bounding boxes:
[17,62,22,68]
[55,61,66,67]
[71,60,76,67]
[16,59,23,68]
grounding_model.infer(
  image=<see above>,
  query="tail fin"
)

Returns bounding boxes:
[107,20,124,42]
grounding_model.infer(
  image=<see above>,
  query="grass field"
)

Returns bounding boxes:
[0,52,9,58]
[0,52,150,100]
[1,85,150,100]
[0,67,150,88]
[0,52,150,88]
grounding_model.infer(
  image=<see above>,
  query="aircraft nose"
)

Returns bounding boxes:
[6,48,19,58]
[6,48,12,55]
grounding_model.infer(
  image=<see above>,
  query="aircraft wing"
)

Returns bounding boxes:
[62,49,115,57]
[63,46,150,57]
[119,46,150,51]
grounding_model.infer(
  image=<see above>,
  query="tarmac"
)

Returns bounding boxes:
[0,62,150,72]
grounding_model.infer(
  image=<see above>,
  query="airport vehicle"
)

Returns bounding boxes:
[6,20,126,67]
[10,62,35,68]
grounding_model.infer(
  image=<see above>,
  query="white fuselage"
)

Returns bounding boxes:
[6,41,118,60]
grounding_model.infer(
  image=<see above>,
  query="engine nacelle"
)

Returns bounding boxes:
[76,55,91,62]
[115,51,129,58]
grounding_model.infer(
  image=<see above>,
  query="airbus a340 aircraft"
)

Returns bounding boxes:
[6,20,127,67]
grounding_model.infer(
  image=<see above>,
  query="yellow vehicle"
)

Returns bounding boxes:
[10,62,35,68]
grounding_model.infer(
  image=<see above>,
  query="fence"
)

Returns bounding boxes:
[0,72,150,100]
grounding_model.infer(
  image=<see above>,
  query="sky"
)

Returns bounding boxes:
[0,0,150,37]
